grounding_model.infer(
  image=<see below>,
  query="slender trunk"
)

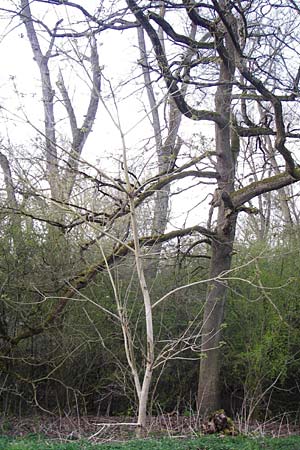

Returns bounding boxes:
[137,356,153,437]
[130,196,154,436]
[20,0,60,199]
[121,123,154,436]
[137,21,196,277]
[262,145,293,227]
[0,152,22,250]
[21,1,100,203]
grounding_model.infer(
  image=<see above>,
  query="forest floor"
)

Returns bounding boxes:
[0,415,299,444]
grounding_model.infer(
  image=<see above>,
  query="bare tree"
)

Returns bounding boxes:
[20,0,101,203]
[1,0,300,421]
[124,0,300,414]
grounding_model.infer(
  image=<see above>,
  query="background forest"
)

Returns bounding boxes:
[1,0,300,434]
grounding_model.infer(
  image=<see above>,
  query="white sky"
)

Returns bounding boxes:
[0,1,217,229]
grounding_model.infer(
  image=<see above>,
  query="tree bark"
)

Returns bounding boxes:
[197,228,235,413]
[197,11,237,413]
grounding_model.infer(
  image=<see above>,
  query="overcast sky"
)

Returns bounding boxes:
[0,1,214,228]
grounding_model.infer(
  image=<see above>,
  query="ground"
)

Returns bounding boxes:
[0,415,299,444]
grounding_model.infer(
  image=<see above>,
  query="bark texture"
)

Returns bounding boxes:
[197,2,237,413]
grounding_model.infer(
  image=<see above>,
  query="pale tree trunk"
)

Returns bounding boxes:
[246,115,293,240]
[20,0,60,199]
[257,106,293,227]
[246,153,272,241]
[0,150,23,248]
[0,152,18,211]
[138,21,196,278]
[57,36,101,202]
[20,0,101,278]
[108,106,155,437]
[129,207,154,436]
[138,26,180,236]
[126,178,154,439]
[20,0,100,203]
[115,237,154,437]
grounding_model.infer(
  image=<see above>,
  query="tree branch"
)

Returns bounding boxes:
[232,171,300,208]
[126,0,226,126]
[148,11,214,49]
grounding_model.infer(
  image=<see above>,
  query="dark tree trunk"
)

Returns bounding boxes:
[197,218,236,413]
[197,22,237,413]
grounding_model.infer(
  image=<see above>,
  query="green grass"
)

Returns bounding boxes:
[0,435,300,450]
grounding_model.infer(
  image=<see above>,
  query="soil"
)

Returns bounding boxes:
[0,415,299,444]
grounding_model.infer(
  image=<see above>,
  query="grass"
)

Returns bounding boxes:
[0,435,300,450]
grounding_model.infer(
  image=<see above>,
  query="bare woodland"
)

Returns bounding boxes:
[1,0,300,437]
